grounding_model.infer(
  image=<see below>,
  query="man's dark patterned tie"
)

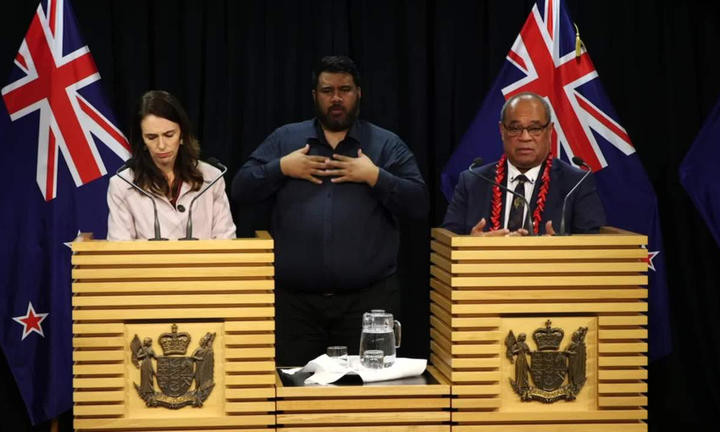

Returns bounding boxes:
[507,174,529,231]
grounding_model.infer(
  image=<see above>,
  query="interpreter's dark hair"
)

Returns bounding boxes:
[312,56,361,89]
[500,91,552,124]
[129,90,203,196]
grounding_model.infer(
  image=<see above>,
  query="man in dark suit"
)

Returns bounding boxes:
[442,91,605,236]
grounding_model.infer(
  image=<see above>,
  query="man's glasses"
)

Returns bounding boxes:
[503,120,550,137]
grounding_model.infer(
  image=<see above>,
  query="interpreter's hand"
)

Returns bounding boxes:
[544,220,556,236]
[325,149,380,186]
[280,144,328,184]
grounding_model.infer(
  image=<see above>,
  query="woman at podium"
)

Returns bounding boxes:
[106,90,236,240]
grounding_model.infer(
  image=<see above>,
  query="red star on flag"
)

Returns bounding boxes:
[644,250,660,271]
[12,302,49,340]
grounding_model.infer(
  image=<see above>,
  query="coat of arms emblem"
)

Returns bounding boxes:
[130,324,216,409]
[504,320,588,403]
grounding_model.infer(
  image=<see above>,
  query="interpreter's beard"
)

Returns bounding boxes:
[316,99,359,132]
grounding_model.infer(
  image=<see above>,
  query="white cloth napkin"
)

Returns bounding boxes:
[282,354,427,385]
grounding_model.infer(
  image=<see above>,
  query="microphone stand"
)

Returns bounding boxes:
[180,158,228,240]
[558,156,593,236]
[115,163,167,241]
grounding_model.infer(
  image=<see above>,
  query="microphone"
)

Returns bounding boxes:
[180,157,228,240]
[558,156,593,236]
[468,158,535,235]
[115,160,168,241]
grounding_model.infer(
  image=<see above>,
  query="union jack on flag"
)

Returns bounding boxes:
[441,0,671,360]
[0,0,128,424]
[1,0,129,201]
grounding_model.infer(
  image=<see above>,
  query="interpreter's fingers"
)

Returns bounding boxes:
[330,176,350,183]
[305,174,322,184]
[332,153,354,161]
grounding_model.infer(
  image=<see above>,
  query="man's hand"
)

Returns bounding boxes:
[544,220,556,236]
[470,218,531,237]
[325,149,380,186]
[280,144,328,184]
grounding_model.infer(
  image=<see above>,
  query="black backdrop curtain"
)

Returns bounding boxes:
[1,1,719,430]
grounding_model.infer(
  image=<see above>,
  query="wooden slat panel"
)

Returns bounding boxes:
[279,426,448,432]
[451,343,497,356]
[452,289,647,301]
[450,317,502,329]
[73,252,274,265]
[429,329,452,353]
[225,374,276,386]
[72,336,125,348]
[451,330,501,343]
[451,357,499,369]
[598,343,648,354]
[225,387,276,399]
[72,266,274,279]
[73,307,275,321]
[73,377,125,389]
[225,334,274,345]
[598,356,648,367]
[598,396,648,407]
[429,303,452,327]
[430,291,452,314]
[278,385,448,398]
[452,398,502,409]
[73,391,124,403]
[277,398,449,411]
[429,344,452,375]
[73,279,274,293]
[225,401,276,413]
[444,248,649,261]
[277,411,449,425]
[432,227,647,247]
[598,315,648,326]
[73,351,124,362]
[598,369,648,380]
[598,329,648,339]
[73,404,124,416]
[452,385,501,396]
[71,236,272,252]
[225,361,276,373]
[73,293,273,307]
[73,415,275,429]
[451,371,500,382]
[72,323,124,334]
[430,316,452,339]
[225,347,275,359]
[452,302,647,314]
[452,409,647,422]
[225,320,275,332]
[447,262,648,274]
[73,364,124,375]
[452,424,647,432]
[597,383,648,393]
[445,275,648,287]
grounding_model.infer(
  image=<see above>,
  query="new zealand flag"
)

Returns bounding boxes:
[680,98,720,248]
[441,0,671,360]
[0,0,129,424]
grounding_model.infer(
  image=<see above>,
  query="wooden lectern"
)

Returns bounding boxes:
[70,232,275,431]
[429,227,649,432]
